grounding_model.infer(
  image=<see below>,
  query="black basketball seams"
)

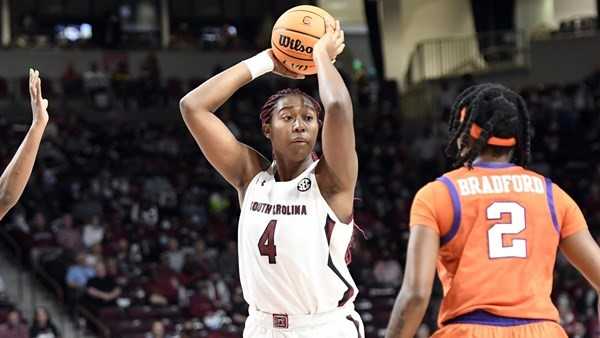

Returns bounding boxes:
[282,9,327,35]
[272,27,321,40]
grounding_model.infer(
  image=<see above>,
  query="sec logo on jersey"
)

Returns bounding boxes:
[297,178,311,192]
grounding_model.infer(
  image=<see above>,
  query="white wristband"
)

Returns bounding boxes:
[242,50,274,80]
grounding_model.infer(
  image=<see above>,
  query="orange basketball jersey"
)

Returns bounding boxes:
[410,162,587,327]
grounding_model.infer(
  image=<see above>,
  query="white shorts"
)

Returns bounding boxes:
[243,305,365,338]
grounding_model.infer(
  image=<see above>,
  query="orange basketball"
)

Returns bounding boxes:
[271,5,334,75]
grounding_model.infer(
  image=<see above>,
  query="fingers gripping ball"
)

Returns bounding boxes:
[271,5,334,75]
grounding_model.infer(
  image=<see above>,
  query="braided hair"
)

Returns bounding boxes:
[445,83,531,168]
[259,88,323,125]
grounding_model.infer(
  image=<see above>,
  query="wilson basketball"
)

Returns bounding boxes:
[271,5,334,75]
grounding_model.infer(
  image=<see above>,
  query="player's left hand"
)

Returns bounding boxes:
[29,68,49,126]
[266,49,306,80]
[313,18,345,62]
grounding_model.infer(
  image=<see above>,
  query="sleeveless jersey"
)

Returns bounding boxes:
[238,160,358,315]
[410,162,587,326]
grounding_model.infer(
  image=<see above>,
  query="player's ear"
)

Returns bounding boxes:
[262,123,271,140]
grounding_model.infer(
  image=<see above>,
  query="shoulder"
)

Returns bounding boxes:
[416,180,447,198]
[238,160,272,199]
[548,180,578,209]
[414,179,454,208]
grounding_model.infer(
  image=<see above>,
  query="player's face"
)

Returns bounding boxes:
[266,95,319,161]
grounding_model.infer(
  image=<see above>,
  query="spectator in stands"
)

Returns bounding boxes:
[0,309,28,338]
[181,239,213,281]
[373,249,402,287]
[30,212,57,262]
[188,281,217,318]
[85,261,121,311]
[82,215,104,248]
[84,243,103,266]
[30,306,60,338]
[203,272,231,310]
[66,252,96,290]
[66,251,96,310]
[83,62,110,111]
[54,213,82,255]
[148,254,182,305]
[30,212,54,247]
[165,237,185,273]
[145,320,173,338]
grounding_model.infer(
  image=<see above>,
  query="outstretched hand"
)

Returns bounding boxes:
[313,18,345,62]
[29,69,49,126]
[266,49,305,80]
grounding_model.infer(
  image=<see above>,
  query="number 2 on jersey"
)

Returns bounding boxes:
[487,202,527,259]
[258,220,277,264]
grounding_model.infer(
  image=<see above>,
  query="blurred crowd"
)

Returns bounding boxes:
[0,60,598,338]
[0,305,61,338]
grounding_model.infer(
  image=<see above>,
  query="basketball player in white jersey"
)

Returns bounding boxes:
[0,69,49,221]
[179,19,364,337]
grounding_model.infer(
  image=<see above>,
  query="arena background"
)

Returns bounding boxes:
[0,0,598,337]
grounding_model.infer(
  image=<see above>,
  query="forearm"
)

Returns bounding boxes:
[0,121,46,212]
[179,63,252,115]
[110,288,122,299]
[313,50,352,115]
[87,287,107,299]
[385,289,430,338]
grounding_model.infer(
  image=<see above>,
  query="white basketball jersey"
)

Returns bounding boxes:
[238,160,358,315]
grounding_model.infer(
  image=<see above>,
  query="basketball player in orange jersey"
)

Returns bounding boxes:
[385,83,600,338]
[179,19,364,338]
[0,69,49,221]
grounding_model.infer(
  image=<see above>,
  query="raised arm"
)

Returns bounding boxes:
[0,69,48,221]
[179,59,263,190]
[385,225,439,338]
[313,20,358,193]
[179,51,302,191]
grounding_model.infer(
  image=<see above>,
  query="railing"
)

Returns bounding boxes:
[33,259,64,304]
[0,228,24,302]
[406,30,530,86]
[78,305,110,338]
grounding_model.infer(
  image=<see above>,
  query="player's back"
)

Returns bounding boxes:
[411,162,584,327]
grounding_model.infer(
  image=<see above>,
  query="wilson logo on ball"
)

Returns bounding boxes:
[279,35,313,54]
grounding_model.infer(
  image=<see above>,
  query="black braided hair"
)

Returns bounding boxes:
[445,83,531,168]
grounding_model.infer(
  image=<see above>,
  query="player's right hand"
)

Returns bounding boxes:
[29,68,49,126]
[266,49,305,80]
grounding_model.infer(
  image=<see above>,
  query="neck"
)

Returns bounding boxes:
[475,152,512,163]
[273,155,314,181]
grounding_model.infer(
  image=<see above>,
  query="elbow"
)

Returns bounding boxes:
[324,100,352,117]
[179,96,191,116]
[0,193,16,211]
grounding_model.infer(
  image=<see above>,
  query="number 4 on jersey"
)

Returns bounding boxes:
[258,220,278,264]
